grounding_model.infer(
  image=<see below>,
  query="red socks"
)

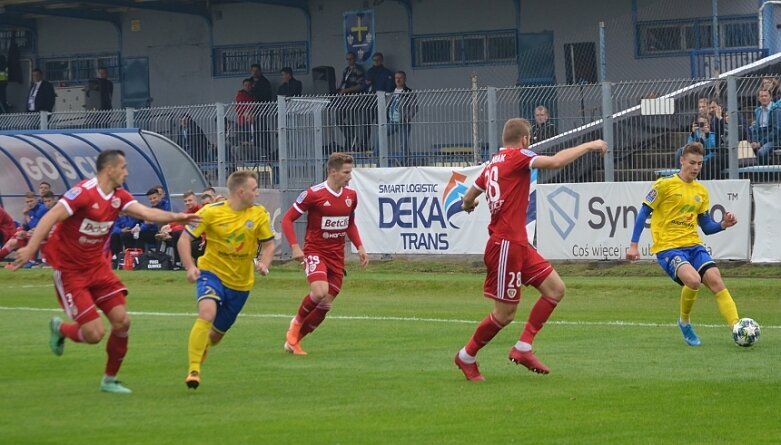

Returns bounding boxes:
[520,296,559,344]
[465,313,506,356]
[294,294,319,324]
[60,322,84,342]
[105,329,129,377]
[300,303,331,338]
[0,247,10,260]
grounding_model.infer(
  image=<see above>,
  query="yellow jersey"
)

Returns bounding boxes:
[185,201,275,291]
[643,174,709,254]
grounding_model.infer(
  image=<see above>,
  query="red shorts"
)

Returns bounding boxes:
[483,237,553,304]
[52,263,128,325]
[303,251,344,297]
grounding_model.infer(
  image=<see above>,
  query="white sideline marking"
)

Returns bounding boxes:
[0,306,778,329]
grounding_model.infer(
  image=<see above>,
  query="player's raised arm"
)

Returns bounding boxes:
[531,139,607,170]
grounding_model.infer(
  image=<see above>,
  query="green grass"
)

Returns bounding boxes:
[1,263,779,444]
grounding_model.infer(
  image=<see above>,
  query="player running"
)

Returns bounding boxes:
[626,142,740,346]
[178,170,275,389]
[12,149,199,394]
[455,118,607,381]
[281,152,369,355]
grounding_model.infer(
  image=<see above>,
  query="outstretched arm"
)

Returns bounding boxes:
[626,204,652,261]
[11,203,68,269]
[531,139,608,170]
[125,202,200,226]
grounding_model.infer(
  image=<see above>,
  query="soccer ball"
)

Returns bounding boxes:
[732,318,761,347]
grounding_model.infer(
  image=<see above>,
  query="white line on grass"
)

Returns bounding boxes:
[0,306,778,329]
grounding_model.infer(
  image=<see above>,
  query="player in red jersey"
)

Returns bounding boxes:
[454,118,607,381]
[281,152,369,355]
[11,149,199,394]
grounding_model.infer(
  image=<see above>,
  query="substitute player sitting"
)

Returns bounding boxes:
[282,152,368,356]
[626,142,740,346]
[178,170,275,390]
[12,149,199,394]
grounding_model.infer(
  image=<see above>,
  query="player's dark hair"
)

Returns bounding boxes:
[227,170,258,193]
[251,63,261,71]
[502,118,531,146]
[327,152,354,172]
[202,187,216,194]
[41,191,55,199]
[40,181,51,187]
[146,187,160,196]
[682,142,705,157]
[183,190,196,199]
[96,149,125,172]
[280,67,293,76]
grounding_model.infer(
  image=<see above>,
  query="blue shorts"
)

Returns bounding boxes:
[656,245,716,286]
[196,270,250,334]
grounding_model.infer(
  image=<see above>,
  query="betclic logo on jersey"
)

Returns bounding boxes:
[79,218,114,236]
[321,216,349,230]
[377,172,469,250]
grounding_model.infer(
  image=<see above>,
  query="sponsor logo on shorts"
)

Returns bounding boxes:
[321,216,349,230]
[78,236,103,245]
[79,218,114,236]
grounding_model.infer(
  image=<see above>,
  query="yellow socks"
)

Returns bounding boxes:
[188,318,213,373]
[679,285,699,324]
[714,288,739,326]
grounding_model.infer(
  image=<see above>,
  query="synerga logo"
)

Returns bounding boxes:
[377,172,469,250]
[546,186,580,240]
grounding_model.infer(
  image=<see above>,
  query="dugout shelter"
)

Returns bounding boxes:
[0,129,208,222]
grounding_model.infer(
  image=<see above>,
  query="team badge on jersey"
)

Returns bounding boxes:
[694,195,701,203]
[64,187,82,200]
[296,190,308,204]
[345,198,352,208]
[111,197,121,208]
[246,220,254,229]
[645,189,658,203]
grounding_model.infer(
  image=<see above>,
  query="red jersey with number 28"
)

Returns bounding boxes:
[293,181,358,261]
[473,148,537,244]
[43,178,137,271]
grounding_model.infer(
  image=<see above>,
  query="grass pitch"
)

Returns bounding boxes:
[1,261,779,445]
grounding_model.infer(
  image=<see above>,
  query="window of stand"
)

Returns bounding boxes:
[637,16,758,57]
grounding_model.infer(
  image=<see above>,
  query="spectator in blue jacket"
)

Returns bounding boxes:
[365,53,394,94]
[121,187,165,250]
[750,88,781,165]
[22,191,47,230]
[110,213,141,268]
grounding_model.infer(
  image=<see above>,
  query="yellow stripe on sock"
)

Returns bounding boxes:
[188,318,213,373]
[714,288,739,326]
[679,285,699,324]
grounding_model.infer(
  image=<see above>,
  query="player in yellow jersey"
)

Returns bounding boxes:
[626,142,740,346]
[177,171,276,389]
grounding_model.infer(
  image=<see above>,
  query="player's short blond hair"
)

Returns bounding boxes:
[227,170,258,193]
[502,118,531,146]
[327,152,354,172]
[682,142,705,157]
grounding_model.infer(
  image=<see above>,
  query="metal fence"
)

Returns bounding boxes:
[2,74,781,194]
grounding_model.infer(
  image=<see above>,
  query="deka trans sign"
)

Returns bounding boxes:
[351,166,491,254]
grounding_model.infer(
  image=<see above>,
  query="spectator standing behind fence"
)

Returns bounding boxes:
[365,52,394,94]
[750,88,781,166]
[386,71,416,166]
[27,68,55,113]
[709,97,749,147]
[337,52,368,151]
[760,76,781,102]
[277,67,302,97]
[87,67,113,110]
[531,106,557,144]
[178,114,216,181]
[234,78,256,162]
[250,64,274,165]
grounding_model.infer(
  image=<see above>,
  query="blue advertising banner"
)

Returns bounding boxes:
[344,9,375,64]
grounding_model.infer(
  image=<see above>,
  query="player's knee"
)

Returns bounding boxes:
[682,278,701,290]
[81,324,105,344]
[310,287,329,301]
[111,315,130,333]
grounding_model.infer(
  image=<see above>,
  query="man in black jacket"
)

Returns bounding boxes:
[277,67,302,97]
[27,68,55,113]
